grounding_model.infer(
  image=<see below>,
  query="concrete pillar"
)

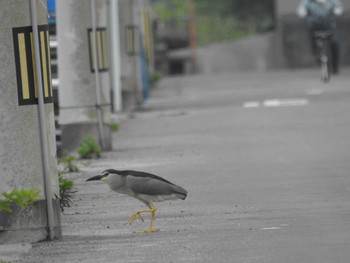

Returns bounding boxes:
[117,0,141,111]
[130,0,143,108]
[0,0,61,243]
[57,0,112,153]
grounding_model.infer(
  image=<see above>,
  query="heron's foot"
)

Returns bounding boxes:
[144,228,159,233]
[124,211,144,225]
[124,206,158,232]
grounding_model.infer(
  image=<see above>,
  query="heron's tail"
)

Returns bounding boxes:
[173,185,187,200]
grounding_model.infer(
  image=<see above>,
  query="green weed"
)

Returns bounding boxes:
[149,71,162,85]
[77,136,101,159]
[59,155,79,173]
[0,188,39,213]
[57,172,77,213]
[110,122,120,132]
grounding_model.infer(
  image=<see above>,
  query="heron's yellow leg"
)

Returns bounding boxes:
[124,203,159,233]
[144,207,159,233]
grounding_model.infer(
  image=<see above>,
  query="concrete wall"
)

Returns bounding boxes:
[0,0,61,243]
[169,33,279,74]
[276,0,301,15]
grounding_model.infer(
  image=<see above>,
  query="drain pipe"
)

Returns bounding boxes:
[29,0,55,240]
[90,0,105,149]
[109,0,122,112]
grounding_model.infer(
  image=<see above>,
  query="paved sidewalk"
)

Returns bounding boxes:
[2,68,350,263]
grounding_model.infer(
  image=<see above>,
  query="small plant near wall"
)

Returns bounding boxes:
[110,121,120,132]
[57,172,77,213]
[0,188,39,213]
[59,154,79,173]
[77,136,101,159]
[149,71,162,86]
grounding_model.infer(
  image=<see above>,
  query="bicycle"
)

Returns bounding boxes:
[313,30,333,83]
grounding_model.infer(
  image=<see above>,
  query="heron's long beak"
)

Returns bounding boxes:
[86,175,104,181]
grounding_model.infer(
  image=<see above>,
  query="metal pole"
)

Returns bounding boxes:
[109,0,122,112]
[29,0,55,240]
[90,0,105,148]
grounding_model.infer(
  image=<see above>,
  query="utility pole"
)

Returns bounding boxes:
[186,0,197,73]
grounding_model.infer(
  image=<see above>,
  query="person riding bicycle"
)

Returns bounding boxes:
[297,0,344,74]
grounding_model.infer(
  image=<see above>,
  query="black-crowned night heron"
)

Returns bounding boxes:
[86,169,187,233]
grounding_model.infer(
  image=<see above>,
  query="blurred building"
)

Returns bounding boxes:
[159,0,350,75]
[276,0,350,68]
[48,0,154,154]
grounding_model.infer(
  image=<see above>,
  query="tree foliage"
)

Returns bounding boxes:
[151,0,275,45]
[195,0,275,21]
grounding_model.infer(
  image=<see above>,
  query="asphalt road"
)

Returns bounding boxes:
[3,68,350,263]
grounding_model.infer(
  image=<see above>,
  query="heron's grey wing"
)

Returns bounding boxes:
[123,170,175,185]
[126,175,187,199]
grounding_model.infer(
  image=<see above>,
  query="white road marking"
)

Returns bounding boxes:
[260,224,289,231]
[243,101,261,108]
[260,227,282,230]
[243,98,309,108]
[263,99,309,107]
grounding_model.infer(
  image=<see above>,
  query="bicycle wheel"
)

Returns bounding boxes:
[320,55,330,83]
